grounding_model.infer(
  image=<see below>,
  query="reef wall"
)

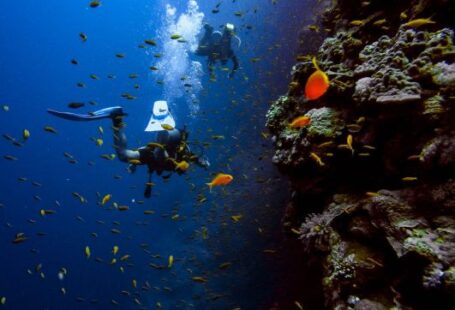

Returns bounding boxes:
[266,0,455,309]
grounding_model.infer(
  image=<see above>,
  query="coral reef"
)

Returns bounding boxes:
[266,0,455,308]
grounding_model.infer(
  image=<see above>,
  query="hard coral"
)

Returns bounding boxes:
[299,209,340,253]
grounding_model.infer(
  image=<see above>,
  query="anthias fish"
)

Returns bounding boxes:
[206,173,233,191]
[305,57,329,100]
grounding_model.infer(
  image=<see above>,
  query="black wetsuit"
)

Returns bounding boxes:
[47,106,208,198]
[112,116,207,197]
[113,116,205,176]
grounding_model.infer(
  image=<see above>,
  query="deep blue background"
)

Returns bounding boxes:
[0,0,318,308]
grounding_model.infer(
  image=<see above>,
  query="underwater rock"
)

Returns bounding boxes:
[353,28,455,104]
[266,1,455,309]
[298,183,455,309]
[419,131,455,170]
[432,61,455,95]
[265,96,296,133]
[320,32,363,64]
[267,104,345,169]
[366,191,429,257]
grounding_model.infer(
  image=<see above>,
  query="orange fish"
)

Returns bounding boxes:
[289,116,311,128]
[207,173,233,191]
[305,57,329,100]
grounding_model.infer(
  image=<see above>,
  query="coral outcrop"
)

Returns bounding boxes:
[267,0,455,308]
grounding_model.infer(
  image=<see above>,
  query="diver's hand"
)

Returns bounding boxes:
[127,164,137,174]
[198,156,210,169]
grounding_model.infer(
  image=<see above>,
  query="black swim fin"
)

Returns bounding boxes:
[47,106,126,121]
[144,184,152,198]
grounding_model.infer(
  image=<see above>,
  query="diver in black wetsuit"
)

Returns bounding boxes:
[195,23,240,79]
[47,106,209,198]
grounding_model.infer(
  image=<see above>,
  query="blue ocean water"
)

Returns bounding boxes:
[0,0,320,309]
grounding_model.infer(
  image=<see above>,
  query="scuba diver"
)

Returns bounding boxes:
[195,23,241,79]
[47,101,209,198]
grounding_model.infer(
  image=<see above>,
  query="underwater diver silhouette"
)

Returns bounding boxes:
[47,101,209,198]
[195,23,241,79]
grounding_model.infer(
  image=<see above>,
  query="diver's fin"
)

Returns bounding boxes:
[144,183,152,198]
[145,101,176,132]
[47,106,126,121]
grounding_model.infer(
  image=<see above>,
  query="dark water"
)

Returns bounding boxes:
[0,0,321,309]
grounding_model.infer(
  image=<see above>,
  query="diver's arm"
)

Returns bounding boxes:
[112,118,140,162]
[230,54,239,78]
[184,145,209,169]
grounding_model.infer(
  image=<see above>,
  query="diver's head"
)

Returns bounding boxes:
[224,23,236,36]
[156,128,181,150]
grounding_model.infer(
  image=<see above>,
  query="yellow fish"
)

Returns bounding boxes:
[404,18,435,28]
[373,19,387,26]
[144,39,157,46]
[218,262,232,269]
[120,254,130,261]
[101,194,111,205]
[231,214,243,223]
[132,279,137,288]
[350,19,366,26]
[192,276,208,283]
[112,245,119,255]
[96,138,103,146]
[175,160,189,171]
[85,246,91,258]
[161,124,174,131]
[128,159,142,165]
[23,129,30,141]
[168,255,174,268]
[44,126,58,134]
[366,192,381,197]
[310,152,325,166]
[40,209,56,216]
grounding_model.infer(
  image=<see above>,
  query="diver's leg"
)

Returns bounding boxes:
[208,58,216,80]
[144,172,153,198]
[47,106,126,121]
[112,117,140,162]
[229,54,239,78]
